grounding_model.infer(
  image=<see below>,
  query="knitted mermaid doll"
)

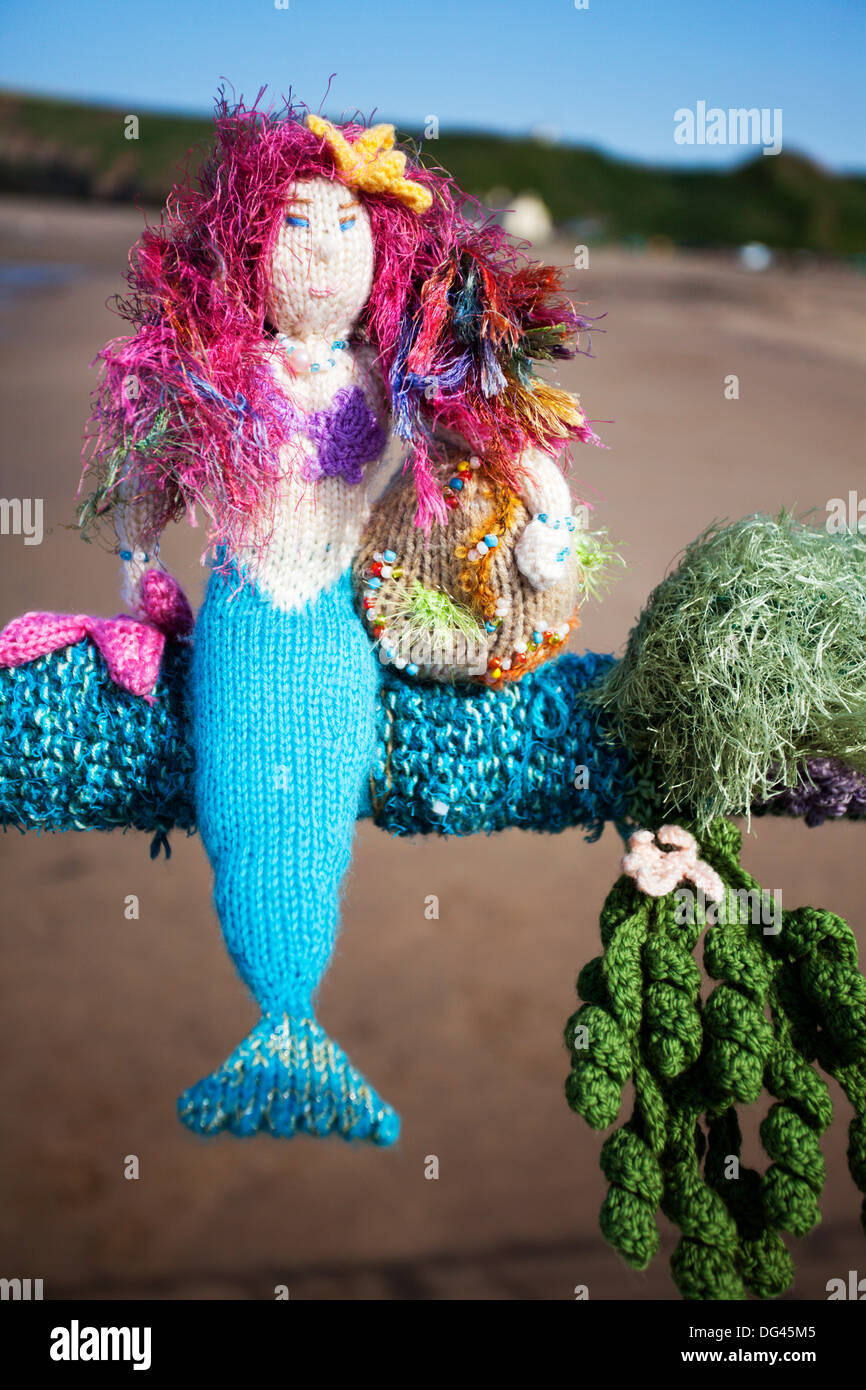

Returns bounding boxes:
[79,97,599,1145]
[4,94,866,1296]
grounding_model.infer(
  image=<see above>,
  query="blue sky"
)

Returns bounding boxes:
[1,0,864,170]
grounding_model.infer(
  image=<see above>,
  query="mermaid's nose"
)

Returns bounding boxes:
[313,228,338,265]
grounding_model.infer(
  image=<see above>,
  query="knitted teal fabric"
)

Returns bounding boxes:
[368,649,659,838]
[0,640,662,842]
[181,561,398,1145]
[0,637,195,843]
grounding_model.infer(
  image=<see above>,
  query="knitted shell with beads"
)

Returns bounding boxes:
[353,451,582,684]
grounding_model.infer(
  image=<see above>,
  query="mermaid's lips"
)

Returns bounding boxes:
[309,284,340,298]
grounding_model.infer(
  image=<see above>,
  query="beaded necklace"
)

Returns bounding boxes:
[277,334,351,375]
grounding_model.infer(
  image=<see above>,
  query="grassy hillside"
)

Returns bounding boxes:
[1,91,864,255]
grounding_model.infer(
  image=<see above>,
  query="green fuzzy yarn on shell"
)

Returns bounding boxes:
[592,514,866,825]
[564,818,866,1300]
[389,579,482,643]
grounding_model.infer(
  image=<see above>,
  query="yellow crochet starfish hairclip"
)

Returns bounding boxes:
[305,115,433,215]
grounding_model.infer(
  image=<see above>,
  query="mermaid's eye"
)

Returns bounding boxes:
[284,214,310,229]
[339,217,356,232]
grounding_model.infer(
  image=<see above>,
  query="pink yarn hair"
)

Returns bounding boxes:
[78,89,598,556]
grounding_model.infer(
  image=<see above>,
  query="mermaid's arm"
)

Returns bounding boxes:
[114,463,168,616]
[513,446,579,592]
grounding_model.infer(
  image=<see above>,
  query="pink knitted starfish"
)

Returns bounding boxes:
[0,571,192,701]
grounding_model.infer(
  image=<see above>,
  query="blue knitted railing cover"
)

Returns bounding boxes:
[0,639,660,846]
[1,638,859,849]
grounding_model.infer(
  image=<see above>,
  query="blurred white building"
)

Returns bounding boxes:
[501,193,554,245]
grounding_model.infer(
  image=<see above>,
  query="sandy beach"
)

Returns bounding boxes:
[0,194,864,1300]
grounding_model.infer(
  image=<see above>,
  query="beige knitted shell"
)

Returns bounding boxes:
[352,453,581,685]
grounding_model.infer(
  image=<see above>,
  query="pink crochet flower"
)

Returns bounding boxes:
[621,824,725,902]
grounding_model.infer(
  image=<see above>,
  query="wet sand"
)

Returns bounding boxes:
[0,195,864,1300]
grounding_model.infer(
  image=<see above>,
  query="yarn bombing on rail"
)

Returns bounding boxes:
[1,90,865,1301]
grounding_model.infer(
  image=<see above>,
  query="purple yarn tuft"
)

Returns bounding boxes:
[753,757,866,827]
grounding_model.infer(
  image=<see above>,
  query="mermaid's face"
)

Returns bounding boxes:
[267,176,375,339]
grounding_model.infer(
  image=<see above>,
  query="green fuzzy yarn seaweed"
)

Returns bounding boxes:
[564,818,866,1300]
[592,514,866,826]
[389,579,483,643]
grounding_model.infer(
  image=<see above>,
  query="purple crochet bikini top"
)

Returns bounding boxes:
[296,387,386,486]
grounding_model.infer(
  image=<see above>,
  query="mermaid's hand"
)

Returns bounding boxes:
[138,569,195,637]
[120,552,193,637]
[514,513,575,591]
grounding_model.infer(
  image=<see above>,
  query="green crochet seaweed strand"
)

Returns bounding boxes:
[565,818,866,1299]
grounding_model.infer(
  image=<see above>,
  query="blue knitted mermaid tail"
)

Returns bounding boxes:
[178,1013,400,1144]
[186,562,396,1142]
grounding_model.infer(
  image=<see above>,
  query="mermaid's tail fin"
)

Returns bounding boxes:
[178,1014,400,1146]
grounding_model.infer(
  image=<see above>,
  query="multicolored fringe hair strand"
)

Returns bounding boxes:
[78,88,600,559]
